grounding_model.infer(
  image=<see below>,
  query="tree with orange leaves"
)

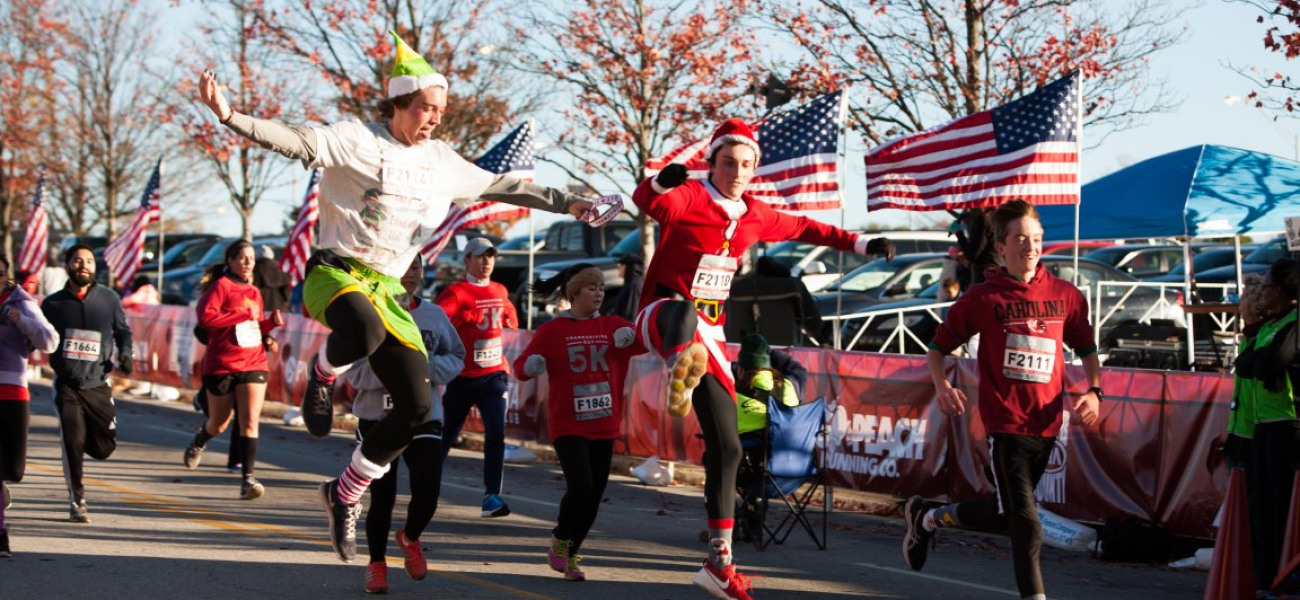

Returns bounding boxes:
[1230,0,1300,116]
[514,0,762,261]
[0,0,65,258]
[763,0,1184,146]
[252,0,534,159]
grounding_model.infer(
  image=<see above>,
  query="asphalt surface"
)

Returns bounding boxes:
[1,382,1206,599]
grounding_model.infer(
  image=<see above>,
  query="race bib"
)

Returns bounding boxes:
[62,328,102,362]
[690,254,738,301]
[573,382,613,421]
[1002,333,1056,383]
[234,320,262,348]
[473,337,504,368]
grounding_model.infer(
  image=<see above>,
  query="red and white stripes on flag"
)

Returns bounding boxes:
[16,167,48,276]
[644,91,846,211]
[420,122,535,264]
[865,73,1081,212]
[104,158,163,286]
[280,170,320,287]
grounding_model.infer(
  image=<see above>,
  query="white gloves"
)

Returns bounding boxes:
[524,354,547,377]
[614,327,636,349]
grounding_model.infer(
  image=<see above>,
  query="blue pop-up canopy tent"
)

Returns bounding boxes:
[1039,145,1300,241]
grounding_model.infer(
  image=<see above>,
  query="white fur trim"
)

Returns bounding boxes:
[702,180,748,218]
[707,134,761,160]
[387,72,449,98]
[854,235,870,255]
[351,446,391,478]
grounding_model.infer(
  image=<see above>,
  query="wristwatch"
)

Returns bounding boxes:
[1087,386,1105,402]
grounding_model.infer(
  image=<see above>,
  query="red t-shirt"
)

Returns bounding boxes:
[631,178,858,308]
[514,314,642,440]
[436,280,519,379]
[196,275,276,375]
[931,264,1095,437]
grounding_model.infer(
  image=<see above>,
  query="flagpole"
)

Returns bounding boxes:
[834,91,849,351]
[158,157,167,292]
[526,119,537,331]
[1072,72,1082,288]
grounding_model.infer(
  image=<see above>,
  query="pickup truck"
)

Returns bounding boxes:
[491,217,637,296]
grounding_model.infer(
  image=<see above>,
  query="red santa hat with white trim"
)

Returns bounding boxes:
[706,118,761,161]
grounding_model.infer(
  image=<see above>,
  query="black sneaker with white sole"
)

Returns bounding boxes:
[319,479,360,563]
[302,359,336,437]
[903,495,934,571]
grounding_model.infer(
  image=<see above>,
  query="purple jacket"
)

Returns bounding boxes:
[0,284,59,388]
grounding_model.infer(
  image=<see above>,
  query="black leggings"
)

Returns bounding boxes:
[694,375,742,523]
[359,419,444,564]
[552,436,614,554]
[1249,420,1300,587]
[53,383,116,505]
[0,401,29,483]
[324,292,432,466]
[951,434,1054,598]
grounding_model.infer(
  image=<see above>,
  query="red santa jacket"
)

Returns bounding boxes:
[436,280,519,379]
[632,177,858,309]
[930,264,1096,438]
[196,275,277,375]
[513,313,642,441]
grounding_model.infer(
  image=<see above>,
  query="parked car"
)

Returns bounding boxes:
[834,256,1187,355]
[763,231,951,292]
[159,236,286,305]
[1041,241,1116,256]
[1176,237,1288,301]
[1145,245,1260,283]
[139,235,223,276]
[496,233,547,252]
[491,218,637,293]
[813,253,949,323]
[1082,243,1219,279]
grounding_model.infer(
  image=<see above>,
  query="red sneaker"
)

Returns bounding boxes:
[692,560,754,599]
[396,529,427,581]
[364,561,388,594]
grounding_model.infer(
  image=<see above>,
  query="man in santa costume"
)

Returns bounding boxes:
[632,118,893,600]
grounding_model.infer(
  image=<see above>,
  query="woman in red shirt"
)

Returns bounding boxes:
[514,264,641,582]
[182,240,282,500]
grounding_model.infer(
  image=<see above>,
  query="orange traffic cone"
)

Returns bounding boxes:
[1273,471,1300,590]
[1204,467,1255,600]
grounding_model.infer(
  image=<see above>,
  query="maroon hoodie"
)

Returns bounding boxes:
[931,263,1095,437]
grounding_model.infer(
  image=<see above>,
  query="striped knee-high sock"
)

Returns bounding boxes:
[335,446,390,505]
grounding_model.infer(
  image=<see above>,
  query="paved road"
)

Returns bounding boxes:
[2,383,1204,599]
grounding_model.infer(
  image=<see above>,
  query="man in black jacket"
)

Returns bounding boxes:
[40,245,133,523]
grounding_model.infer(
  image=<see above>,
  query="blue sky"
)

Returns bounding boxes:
[182,0,1299,239]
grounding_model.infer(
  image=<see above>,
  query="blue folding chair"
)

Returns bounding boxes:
[747,396,829,550]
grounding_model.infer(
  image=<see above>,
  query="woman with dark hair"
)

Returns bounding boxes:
[513,264,641,582]
[0,254,59,557]
[182,240,282,499]
[1232,257,1300,589]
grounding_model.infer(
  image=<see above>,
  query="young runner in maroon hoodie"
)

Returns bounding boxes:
[513,264,642,582]
[902,199,1102,600]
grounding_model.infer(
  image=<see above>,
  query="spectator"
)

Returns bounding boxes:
[121,275,161,310]
[40,244,133,523]
[254,245,291,313]
[1230,259,1300,589]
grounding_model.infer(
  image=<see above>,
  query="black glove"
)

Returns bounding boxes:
[118,357,134,376]
[655,163,689,189]
[867,237,896,262]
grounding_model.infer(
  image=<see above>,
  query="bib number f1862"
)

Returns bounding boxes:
[572,381,613,421]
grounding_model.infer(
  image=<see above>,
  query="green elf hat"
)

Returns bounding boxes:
[387,30,448,99]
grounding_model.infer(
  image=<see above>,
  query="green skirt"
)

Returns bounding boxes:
[302,255,426,357]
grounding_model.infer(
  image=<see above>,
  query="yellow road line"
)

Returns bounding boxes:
[28,463,559,600]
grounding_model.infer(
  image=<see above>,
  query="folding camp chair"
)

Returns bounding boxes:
[736,397,829,551]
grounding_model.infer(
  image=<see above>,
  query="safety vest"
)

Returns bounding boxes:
[1236,311,1298,433]
[736,369,800,435]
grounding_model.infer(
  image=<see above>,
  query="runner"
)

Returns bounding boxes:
[632,118,893,600]
[182,240,283,500]
[0,254,60,557]
[513,264,642,581]
[901,199,1102,600]
[196,32,609,562]
[436,238,517,518]
[348,257,464,594]
[40,244,134,523]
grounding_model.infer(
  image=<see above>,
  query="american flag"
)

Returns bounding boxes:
[420,121,535,264]
[279,170,320,287]
[865,72,1081,211]
[644,90,846,211]
[104,158,163,286]
[16,166,49,276]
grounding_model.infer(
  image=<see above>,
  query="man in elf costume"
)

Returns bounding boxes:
[196,31,617,563]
